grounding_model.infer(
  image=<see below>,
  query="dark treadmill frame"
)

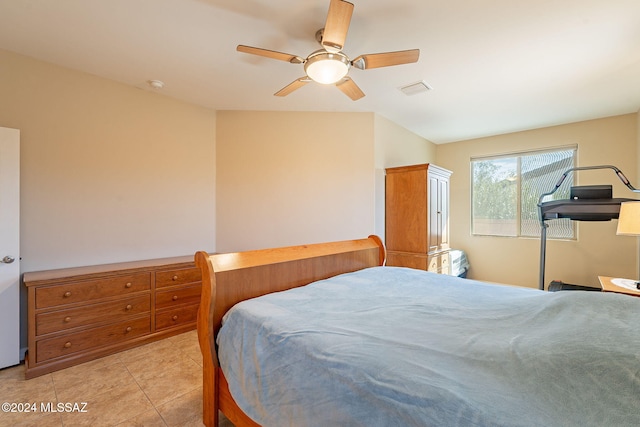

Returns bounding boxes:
[537,165,640,290]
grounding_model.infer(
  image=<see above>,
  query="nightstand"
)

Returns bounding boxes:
[598,276,640,297]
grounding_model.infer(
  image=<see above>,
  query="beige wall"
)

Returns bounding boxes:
[436,114,638,288]
[374,115,436,169]
[373,115,437,240]
[0,49,217,272]
[216,111,376,252]
[216,111,434,252]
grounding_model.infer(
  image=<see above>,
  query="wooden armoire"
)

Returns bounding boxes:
[385,163,452,274]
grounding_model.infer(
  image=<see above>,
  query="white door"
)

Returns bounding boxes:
[0,127,20,368]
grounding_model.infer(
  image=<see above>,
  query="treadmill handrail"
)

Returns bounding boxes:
[537,165,640,224]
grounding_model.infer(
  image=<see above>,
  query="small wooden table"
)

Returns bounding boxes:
[598,276,640,297]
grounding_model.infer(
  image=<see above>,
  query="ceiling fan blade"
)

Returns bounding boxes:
[274,78,311,97]
[237,45,304,64]
[322,0,354,52]
[352,49,420,70]
[336,77,365,101]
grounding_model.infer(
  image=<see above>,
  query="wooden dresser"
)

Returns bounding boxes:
[23,255,202,379]
[385,163,452,273]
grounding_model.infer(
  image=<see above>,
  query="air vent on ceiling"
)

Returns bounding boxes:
[399,80,432,96]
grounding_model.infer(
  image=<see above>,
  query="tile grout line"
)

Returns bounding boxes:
[47,372,65,426]
[119,355,169,427]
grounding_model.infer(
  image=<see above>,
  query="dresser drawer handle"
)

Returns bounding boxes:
[64,317,72,323]
[63,291,72,298]
[64,342,72,349]
[172,275,179,281]
[125,326,132,333]
[172,315,179,321]
[125,304,132,311]
[172,295,178,301]
[125,282,132,288]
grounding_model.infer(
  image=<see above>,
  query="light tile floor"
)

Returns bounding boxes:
[0,330,234,427]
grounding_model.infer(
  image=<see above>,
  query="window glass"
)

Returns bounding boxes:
[471,147,576,238]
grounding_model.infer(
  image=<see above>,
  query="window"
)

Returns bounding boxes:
[471,147,577,238]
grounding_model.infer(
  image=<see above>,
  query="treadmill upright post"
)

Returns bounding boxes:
[539,223,548,290]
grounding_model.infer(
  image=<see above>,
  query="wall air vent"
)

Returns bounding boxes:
[399,80,432,96]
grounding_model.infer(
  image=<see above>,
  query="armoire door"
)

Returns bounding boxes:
[428,171,450,252]
[385,167,428,253]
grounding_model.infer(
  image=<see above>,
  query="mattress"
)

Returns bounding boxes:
[217,266,640,427]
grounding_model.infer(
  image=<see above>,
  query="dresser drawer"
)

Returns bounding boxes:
[428,252,450,274]
[156,284,201,309]
[36,316,151,363]
[36,294,151,336]
[155,304,199,331]
[440,252,451,274]
[155,267,201,288]
[35,273,151,309]
[427,255,439,272]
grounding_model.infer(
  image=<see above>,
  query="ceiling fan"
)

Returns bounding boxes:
[237,0,420,101]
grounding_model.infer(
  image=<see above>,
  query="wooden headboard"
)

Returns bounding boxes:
[194,235,385,427]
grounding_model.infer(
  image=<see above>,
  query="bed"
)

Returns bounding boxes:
[195,236,640,427]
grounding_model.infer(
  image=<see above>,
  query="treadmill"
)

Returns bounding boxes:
[537,165,639,291]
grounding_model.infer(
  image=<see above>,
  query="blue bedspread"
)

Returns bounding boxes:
[217,266,640,426]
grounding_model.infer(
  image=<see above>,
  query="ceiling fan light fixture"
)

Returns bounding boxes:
[304,50,350,84]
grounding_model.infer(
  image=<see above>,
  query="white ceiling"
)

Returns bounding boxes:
[1,0,639,143]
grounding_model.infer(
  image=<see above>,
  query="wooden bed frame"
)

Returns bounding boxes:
[194,236,386,427]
